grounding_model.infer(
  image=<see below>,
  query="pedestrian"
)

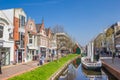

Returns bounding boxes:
[39,57,42,65]
[112,52,116,63]
[48,53,51,62]
[41,55,45,64]
[96,50,99,61]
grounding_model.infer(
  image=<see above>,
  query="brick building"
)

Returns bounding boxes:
[24,19,38,62]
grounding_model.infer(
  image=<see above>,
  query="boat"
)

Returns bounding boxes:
[81,41,102,70]
[81,57,101,70]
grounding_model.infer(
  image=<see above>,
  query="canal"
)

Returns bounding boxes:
[58,58,118,80]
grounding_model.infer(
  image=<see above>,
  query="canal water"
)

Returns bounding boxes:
[58,58,118,80]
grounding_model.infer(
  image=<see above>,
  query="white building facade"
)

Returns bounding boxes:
[0,8,27,64]
[0,10,14,66]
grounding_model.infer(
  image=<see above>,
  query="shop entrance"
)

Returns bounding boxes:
[0,48,10,66]
[18,52,22,63]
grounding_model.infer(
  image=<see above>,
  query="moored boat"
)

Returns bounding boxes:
[81,57,101,70]
[81,41,102,70]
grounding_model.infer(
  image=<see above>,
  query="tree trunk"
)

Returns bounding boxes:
[0,60,2,74]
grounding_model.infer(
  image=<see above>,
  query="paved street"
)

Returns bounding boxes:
[0,61,39,80]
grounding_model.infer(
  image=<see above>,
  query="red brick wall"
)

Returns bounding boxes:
[13,17,20,61]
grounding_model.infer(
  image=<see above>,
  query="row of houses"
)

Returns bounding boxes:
[0,8,75,66]
[93,22,120,54]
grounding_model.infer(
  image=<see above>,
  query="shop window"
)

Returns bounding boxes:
[0,26,3,38]
[36,50,38,54]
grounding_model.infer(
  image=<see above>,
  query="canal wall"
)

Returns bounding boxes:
[102,60,120,80]
[49,55,81,80]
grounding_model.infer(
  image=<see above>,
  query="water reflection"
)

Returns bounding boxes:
[58,58,117,80]
[82,66,108,80]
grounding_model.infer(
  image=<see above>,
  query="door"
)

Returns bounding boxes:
[18,52,22,63]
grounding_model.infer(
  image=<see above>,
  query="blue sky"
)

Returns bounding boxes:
[0,0,120,46]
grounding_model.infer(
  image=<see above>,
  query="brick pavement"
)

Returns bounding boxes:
[0,61,39,80]
[0,55,63,80]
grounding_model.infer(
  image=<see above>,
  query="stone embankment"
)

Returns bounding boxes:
[49,55,81,80]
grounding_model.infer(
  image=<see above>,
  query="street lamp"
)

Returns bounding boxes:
[0,52,2,74]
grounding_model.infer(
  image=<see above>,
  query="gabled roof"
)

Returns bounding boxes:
[25,19,37,35]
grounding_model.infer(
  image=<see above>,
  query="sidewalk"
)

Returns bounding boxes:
[0,55,63,80]
[102,57,120,69]
[102,57,120,80]
[0,61,39,80]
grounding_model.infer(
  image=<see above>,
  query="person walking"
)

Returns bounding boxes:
[112,52,116,63]
[96,51,100,61]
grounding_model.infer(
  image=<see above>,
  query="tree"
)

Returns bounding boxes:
[106,27,114,37]
[52,25,75,59]
[52,24,64,33]
[52,25,65,60]
[0,53,2,74]
[66,35,76,53]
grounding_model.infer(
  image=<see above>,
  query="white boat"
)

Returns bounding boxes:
[81,41,102,70]
[81,57,101,70]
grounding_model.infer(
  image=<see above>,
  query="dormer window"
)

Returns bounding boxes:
[0,26,3,38]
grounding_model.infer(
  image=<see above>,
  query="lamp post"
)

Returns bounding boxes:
[0,51,2,74]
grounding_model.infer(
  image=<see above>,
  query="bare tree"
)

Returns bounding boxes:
[52,25,75,60]
[67,36,75,54]
[52,25,65,60]
[52,24,64,33]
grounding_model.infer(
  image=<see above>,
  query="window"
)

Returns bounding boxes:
[21,34,24,40]
[29,34,32,44]
[19,15,25,27]
[0,26,3,38]
[32,50,34,55]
